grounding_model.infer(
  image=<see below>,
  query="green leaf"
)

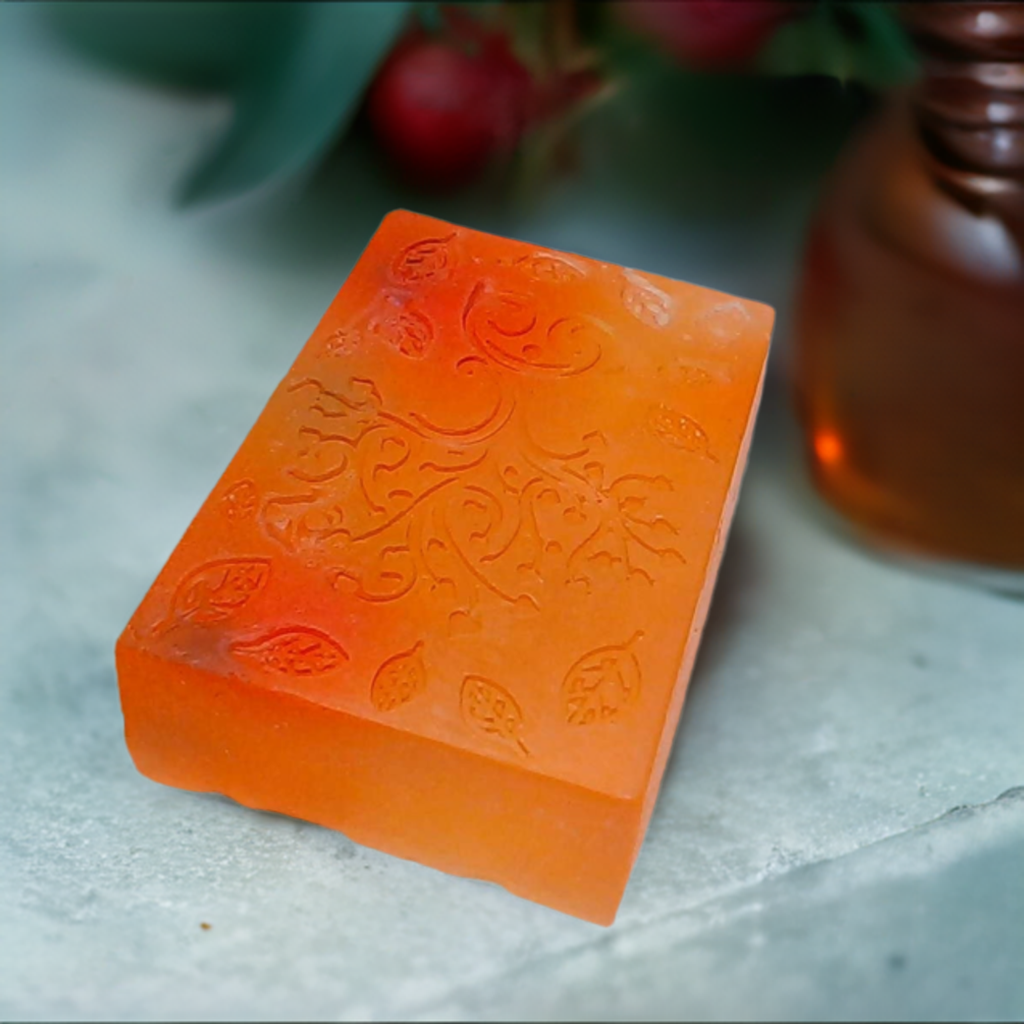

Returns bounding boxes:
[179,2,411,206]
[757,1,918,89]
[849,2,920,84]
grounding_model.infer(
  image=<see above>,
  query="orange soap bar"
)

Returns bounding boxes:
[116,211,773,924]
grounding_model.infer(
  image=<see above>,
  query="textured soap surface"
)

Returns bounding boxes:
[116,211,773,924]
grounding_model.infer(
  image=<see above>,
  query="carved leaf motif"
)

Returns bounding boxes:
[460,676,529,755]
[392,234,455,284]
[371,307,434,359]
[697,299,751,341]
[621,271,673,327]
[222,480,259,521]
[231,627,348,676]
[562,633,643,726]
[649,405,715,459]
[325,326,360,356]
[516,252,585,283]
[164,558,270,631]
[370,641,426,711]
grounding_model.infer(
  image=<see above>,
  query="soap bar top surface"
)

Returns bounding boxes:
[124,211,772,800]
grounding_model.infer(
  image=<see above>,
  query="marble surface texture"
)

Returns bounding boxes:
[2,6,1022,1020]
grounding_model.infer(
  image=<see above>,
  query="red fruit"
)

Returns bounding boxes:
[368,30,532,189]
[621,1,804,69]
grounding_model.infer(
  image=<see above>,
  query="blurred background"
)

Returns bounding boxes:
[1,2,1022,1021]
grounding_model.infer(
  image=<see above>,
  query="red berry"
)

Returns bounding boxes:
[368,31,532,189]
[621,1,803,69]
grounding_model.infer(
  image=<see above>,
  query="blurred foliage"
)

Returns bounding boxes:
[45,1,920,206]
[48,2,411,204]
[180,4,410,204]
[758,2,918,85]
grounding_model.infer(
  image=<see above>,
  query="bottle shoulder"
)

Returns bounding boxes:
[821,101,1023,287]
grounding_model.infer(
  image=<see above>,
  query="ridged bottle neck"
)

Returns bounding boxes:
[900,2,1024,228]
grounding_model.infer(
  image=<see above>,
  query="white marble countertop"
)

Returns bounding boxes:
[2,7,1022,1020]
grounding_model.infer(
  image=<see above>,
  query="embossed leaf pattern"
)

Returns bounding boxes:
[325,326,360,357]
[391,235,455,284]
[370,641,426,711]
[461,676,529,755]
[621,271,673,328]
[562,633,643,726]
[697,300,752,341]
[516,252,585,283]
[222,479,259,521]
[162,558,271,632]
[370,306,433,359]
[650,405,715,459]
[231,627,348,675]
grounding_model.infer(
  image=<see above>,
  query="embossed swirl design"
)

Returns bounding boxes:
[148,237,737,764]
[462,282,608,378]
[257,372,687,621]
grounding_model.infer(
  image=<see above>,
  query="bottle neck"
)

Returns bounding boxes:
[900,3,1024,232]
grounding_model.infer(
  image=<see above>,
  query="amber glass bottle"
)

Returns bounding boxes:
[793,4,1024,582]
